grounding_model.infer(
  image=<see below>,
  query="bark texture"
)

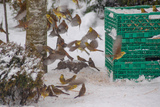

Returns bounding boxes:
[26,0,47,72]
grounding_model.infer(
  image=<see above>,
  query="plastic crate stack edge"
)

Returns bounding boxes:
[105,5,160,80]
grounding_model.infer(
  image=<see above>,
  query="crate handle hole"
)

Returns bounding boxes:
[145,57,160,61]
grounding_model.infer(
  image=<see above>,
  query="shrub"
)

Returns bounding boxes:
[0,42,44,105]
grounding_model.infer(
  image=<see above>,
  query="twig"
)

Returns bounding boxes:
[3,0,9,42]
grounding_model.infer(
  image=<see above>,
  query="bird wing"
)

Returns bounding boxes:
[15,10,27,20]
[113,35,122,55]
[0,21,3,28]
[90,40,98,49]
[80,36,88,49]
[85,30,97,40]
[71,17,78,26]
[67,40,78,47]
[27,17,36,26]
[49,29,59,37]
[43,53,65,65]
[71,14,81,26]
[57,5,68,13]
[79,84,86,96]
[58,20,68,30]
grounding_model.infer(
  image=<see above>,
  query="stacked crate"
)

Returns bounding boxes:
[105,5,160,80]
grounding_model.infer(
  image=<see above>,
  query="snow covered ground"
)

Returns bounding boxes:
[0,1,160,107]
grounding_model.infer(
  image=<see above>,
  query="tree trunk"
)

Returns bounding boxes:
[26,0,47,72]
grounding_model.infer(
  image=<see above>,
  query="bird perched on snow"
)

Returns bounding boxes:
[0,21,7,34]
[70,14,81,27]
[57,20,68,34]
[85,27,102,40]
[46,85,58,97]
[27,91,37,100]
[85,40,103,52]
[74,83,86,99]
[88,57,100,71]
[56,78,86,91]
[152,5,159,12]
[65,75,77,84]
[50,85,70,95]
[141,8,148,13]
[77,55,88,62]
[59,74,77,84]
[105,35,126,61]
[43,45,73,65]
[59,74,66,84]
[56,84,77,91]
[40,84,49,98]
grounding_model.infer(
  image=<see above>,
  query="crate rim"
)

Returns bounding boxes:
[105,5,160,15]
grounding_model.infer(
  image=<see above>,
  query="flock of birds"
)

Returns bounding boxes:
[36,74,86,99]
[0,0,101,100]
[1,0,159,100]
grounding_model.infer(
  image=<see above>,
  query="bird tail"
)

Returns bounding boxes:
[105,54,114,58]
[95,67,100,71]
[84,49,90,55]
[96,49,103,52]
[74,95,79,99]
[63,92,70,95]
[98,36,103,40]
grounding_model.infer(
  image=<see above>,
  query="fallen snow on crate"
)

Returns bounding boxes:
[108,7,160,14]
[108,9,140,14]
[108,28,117,40]
[109,12,113,18]
[151,34,160,39]
[149,15,160,19]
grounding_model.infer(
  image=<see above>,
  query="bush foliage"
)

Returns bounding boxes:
[0,42,44,105]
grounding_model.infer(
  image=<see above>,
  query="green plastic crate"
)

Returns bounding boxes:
[104,5,160,80]
[113,60,160,80]
[122,44,160,50]
[105,5,160,33]
[105,58,113,71]
[113,69,160,80]
[113,61,160,70]
[119,31,160,39]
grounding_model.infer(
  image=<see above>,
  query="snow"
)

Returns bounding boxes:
[149,15,160,19]
[108,7,160,14]
[107,7,160,19]
[108,28,117,40]
[0,2,160,107]
[151,34,160,39]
